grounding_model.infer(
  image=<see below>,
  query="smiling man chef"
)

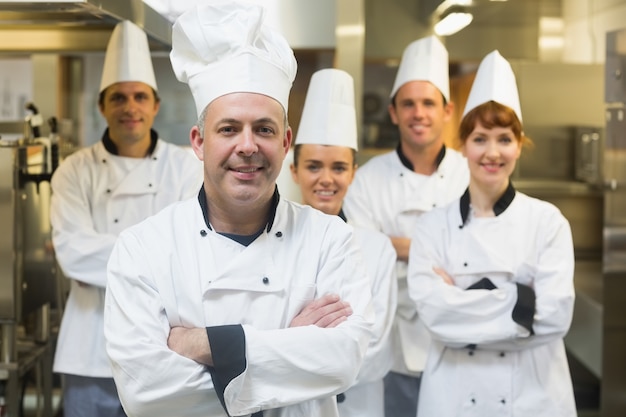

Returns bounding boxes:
[103,2,374,417]
[342,35,470,417]
[50,20,202,417]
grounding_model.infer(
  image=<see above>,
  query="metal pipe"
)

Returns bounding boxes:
[0,324,15,364]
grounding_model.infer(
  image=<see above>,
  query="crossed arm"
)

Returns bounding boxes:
[167,294,353,365]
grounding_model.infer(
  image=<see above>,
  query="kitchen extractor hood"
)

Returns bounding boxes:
[0,0,173,52]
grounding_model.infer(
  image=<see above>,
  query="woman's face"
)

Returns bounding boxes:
[290,144,356,216]
[462,121,522,191]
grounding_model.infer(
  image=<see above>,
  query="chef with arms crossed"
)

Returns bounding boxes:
[407,50,577,417]
[104,2,374,417]
[289,68,397,417]
[50,20,201,417]
[343,35,469,417]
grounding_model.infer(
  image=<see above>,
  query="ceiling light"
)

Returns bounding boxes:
[435,9,473,36]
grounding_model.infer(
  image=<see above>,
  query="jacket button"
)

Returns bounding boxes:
[148,183,152,187]
[113,219,118,223]
[500,352,505,357]
[471,398,476,404]
[106,189,111,193]
[501,399,506,404]
[200,230,207,237]
[262,277,269,284]
[468,350,474,356]
[275,231,283,238]
[463,262,468,267]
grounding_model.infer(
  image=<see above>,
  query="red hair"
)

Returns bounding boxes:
[460,101,532,147]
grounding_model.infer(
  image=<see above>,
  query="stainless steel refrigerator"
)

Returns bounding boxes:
[602,27,626,416]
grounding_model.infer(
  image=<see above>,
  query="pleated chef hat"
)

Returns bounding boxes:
[296,69,358,151]
[170,1,298,118]
[462,50,522,122]
[100,20,157,93]
[390,35,449,102]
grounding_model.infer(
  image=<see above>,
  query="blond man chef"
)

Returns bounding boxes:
[407,50,577,417]
[343,35,469,416]
[289,68,398,417]
[104,2,374,417]
[50,20,202,417]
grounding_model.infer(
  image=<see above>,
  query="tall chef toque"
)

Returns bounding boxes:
[390,35,449,102]
[170,1,298,118]
[462,50,522,122]
[296,68,358,151]
[100,20,158,93]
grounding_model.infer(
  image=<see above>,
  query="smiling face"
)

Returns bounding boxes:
[388,80,453,153]
[99,81,160,148]
[290,144,356,216]
[460,102,523,193]
[190,92,291,210]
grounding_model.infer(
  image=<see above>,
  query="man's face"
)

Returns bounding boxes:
[190,92,291,208]
[388,80,452,151]
[99,81,160,147]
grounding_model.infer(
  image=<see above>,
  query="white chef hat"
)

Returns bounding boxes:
[295,68,358,151]
[390,35,449,102]
[100,20,157,93]
[170,1,298,118]
[462,50,522,122]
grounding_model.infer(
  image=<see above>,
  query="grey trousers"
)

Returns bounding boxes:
[383,371,422,417]
[61,374,127,417]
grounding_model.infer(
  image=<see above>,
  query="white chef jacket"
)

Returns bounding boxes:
[338,225,397,417]
[408,187,577,417]
[104,195,375,417]
[50,136,202,377]
[343,147,469,374]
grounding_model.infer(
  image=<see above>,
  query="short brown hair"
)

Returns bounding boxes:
[459,101,532,147]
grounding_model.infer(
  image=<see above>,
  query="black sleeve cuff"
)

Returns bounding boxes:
[466,277,497,290]
[206,324,246,414]
[512,283,536,335]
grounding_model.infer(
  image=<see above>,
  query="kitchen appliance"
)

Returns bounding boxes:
[0,0,173,52]
[0,106,61,417]
[601,27,626,416]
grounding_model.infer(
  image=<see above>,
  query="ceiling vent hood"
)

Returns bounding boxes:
[0,0,173,52]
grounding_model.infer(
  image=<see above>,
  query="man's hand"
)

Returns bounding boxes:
[390,237,410,262]
[290,294,352,328]
[432,266,454,285]
[168,327,213,366]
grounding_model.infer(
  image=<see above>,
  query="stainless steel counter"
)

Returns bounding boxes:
[514,179,603,198]
[566,260,603,379]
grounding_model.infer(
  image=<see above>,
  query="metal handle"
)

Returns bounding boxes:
[605,178,619,191]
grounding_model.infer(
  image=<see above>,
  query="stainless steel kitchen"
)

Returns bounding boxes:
[0,0,624,416]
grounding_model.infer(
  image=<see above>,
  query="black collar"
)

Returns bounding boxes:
[459,182,516,226]
[337,208,347,223]
[102,128,158,156]
[197,186,279,233]
[396,144,446,172]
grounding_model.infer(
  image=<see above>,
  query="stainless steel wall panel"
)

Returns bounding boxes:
[601,272,626,417]
[602,28,626,417]
[0,147,16,321]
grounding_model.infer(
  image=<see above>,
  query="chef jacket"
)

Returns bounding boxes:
[343,146,469,374]
[104,192,375,417]
[338,220,397,417]
[408,186,577,417]
[50,131,202,377]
